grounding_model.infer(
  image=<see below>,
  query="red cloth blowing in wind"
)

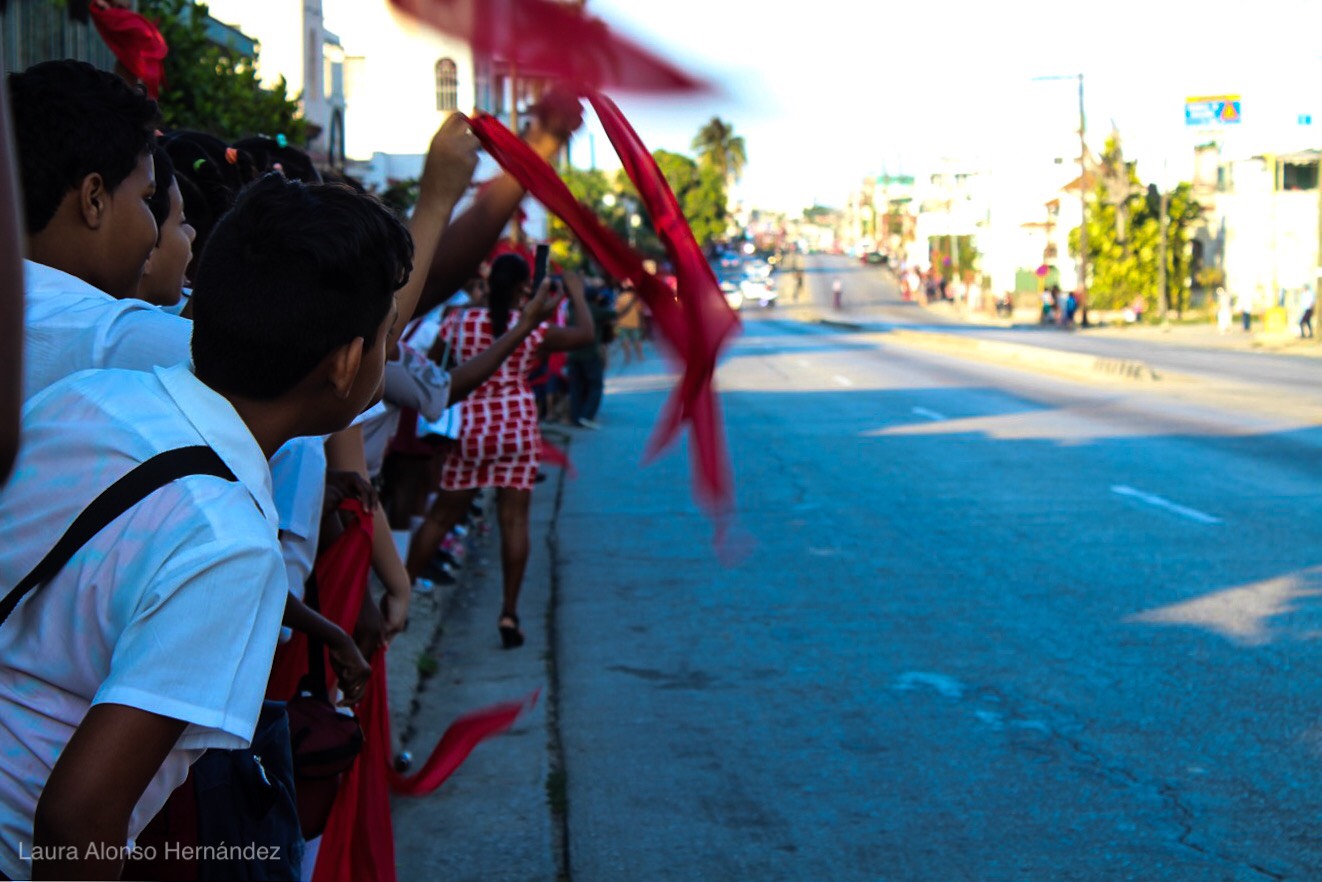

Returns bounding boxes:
[387,0,705,93]
[265,501,534,882]
[88,1,168,99]
[468,112,739,516]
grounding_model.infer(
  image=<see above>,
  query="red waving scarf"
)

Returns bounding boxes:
[388,0,705,93]
[88,1,168,99]
[469,111,739,518]
[266,500,535,882]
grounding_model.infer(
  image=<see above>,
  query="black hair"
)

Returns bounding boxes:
[232,136,321,183]
[190,173,414,401]
[320,168,367,194]
[146,146,176,236]
[6,59,160,234]
[162,131,256,271]
[487,253,530,337]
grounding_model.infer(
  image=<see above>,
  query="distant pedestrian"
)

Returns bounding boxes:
[1300,285,1315,338]
[831,277,843,310]
[1216,287,1232,334]
[1237,289,1252,332]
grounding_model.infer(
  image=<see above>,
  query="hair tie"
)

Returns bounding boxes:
[192,158,207,172]
[225,148,238,165]
[275,134,288,148]
[273,162,285,175]
[153,129,164,138]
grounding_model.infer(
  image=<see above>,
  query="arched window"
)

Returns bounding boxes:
[435,58,458,112]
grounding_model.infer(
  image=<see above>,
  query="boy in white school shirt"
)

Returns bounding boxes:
[8,60,193,403]
[0,173,413,881]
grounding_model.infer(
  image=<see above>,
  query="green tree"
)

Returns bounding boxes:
[137,0,308,142]
[547,153,729,269]
[652,149,727,247]
[1068,133,1202,316]
[690,116,746,185]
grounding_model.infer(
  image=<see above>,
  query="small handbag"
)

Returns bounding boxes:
[286,572,364,839]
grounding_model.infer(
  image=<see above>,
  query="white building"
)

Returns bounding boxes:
[1217,150,1320,314]
[911,159,992,282]
[203,0,549,239]
[203,0,346,164]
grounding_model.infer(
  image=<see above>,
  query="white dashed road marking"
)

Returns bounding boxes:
[1111,485,1222,524]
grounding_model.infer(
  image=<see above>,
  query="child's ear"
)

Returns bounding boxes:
[77,173,109,230]
[325,337,365,399]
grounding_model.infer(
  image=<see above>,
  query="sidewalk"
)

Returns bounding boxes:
[386,448,568,881]
[792,294,1322,359]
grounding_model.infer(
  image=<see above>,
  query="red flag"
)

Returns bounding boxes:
[389,0,706,93]
[89,0,168,99]
[538,436,576,477]
[586,91,740,510]
[468,111,738,518]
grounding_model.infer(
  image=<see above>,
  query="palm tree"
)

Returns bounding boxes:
[691,116,747,185]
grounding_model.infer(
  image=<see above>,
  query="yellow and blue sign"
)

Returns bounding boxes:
[1185,95,1242,126]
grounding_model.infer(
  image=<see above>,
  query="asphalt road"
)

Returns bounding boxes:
[550,312,1322,881]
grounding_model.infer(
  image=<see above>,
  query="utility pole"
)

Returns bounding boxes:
[1035,73,1090,324]
[1159,187,1170,326]
[1077,73,1090,327]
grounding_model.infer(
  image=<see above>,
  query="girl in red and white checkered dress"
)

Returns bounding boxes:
[405,253,594,648]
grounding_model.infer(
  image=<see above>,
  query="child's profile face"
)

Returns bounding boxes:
[100,151,160,299]
[138,178,195,307]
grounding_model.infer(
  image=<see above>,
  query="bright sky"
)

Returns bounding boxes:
[571,0,1322,214]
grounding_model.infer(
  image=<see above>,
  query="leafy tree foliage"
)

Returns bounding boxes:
[548,150,729,270]
[691,116,746,184]
[1069,133,1202,315]
[138,0,308,142]
[651,149,727,247]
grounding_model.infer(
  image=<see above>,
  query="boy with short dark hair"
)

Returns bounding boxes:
[8,59,195,401]
[0,173,413,881]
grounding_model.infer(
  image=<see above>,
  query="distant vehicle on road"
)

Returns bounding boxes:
[739,275,777,309]
[859,252,889,266]
[720,280,743,311]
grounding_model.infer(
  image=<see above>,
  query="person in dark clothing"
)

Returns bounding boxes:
[567,287,615,428]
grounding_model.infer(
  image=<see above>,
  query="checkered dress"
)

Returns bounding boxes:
[438,308,548,491]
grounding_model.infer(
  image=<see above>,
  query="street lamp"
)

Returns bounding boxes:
[629,211,641,248]
[1033,73,1089,326]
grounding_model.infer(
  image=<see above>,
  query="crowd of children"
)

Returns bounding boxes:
[0,57,610,881]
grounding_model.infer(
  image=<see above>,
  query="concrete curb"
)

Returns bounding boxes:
[385,528,464,756]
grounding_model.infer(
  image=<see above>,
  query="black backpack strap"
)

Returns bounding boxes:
[0,445,236,627]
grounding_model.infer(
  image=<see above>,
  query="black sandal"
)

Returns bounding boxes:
[498,611,525,649]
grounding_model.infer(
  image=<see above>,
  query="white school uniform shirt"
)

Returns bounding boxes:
[21,259,193,403]
[269,435,329,623]
[0,364,288,881]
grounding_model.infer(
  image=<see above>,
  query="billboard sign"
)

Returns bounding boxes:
[1185,95,1242,126]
